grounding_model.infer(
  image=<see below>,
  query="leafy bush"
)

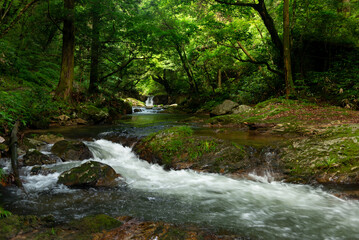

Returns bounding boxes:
[0,88,68,134]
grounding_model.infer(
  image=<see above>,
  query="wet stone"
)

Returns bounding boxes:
[51,140,93,161]
[23,150,56,166]
[57,161,121,188]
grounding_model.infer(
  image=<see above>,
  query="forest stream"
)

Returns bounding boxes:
[1,111,359,240]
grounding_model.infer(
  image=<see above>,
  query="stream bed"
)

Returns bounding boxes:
[1,112,359,239]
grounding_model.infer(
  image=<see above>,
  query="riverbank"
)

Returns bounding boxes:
[134,99,359,189]
[0,214,242,240]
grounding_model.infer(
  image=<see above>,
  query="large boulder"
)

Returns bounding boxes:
[23,150,57,166]
[57,161,120,188]
[232,105,253,114]
[51,140,93,161]
[210,100,239,116]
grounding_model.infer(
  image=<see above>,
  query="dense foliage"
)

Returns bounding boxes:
[0,0,358,133]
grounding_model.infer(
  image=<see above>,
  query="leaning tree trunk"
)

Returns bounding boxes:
[283,0,294,98]
[89,0,100,94]
[10,121,23,188]
[55,0,75,100]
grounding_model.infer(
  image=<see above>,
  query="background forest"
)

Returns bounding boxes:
[0,0,358,134]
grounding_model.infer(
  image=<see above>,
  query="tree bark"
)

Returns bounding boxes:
[217,68,222,89]
[89,0,100,94]
[175,44,198,93]
[153,70,173,94]
[10,121,23,188]
[283,0,294,98]
[215,0,283,58]
[55,0,75,100]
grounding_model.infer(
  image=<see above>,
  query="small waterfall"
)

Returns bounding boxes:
[145,96,154,107]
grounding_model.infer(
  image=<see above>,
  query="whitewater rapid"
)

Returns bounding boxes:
[11,139,359,239]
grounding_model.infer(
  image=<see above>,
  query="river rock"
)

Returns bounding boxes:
[210,100,239,116]
[57,161,120,188]
[51,140,93,161]
[34,134,64,144]
[232,105,253,114]
[125,98,145,107]
[23,150,56,166]
[22,137,47,151]
[30,166,56,175]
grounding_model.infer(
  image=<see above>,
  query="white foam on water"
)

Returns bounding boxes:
[17,139,359,239]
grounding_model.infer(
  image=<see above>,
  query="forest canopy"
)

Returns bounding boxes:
[0,0,358,132]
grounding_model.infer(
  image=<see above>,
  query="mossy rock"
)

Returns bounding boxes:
[0,215,42,240]
[21,137,46,151]
[70,214,122,234]
[51,140,93,161]
[79,104,109,124]
[23,150,56,166]
[125,97,145,107]
[57,161,121,188]
[133,126,265,174]
[34,134,64,144]
[281,125,359,184]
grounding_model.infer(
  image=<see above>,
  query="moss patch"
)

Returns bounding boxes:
[281,124,359,183]
[205,98,359,135]
[134,126,274,174]
[70,214,122,233]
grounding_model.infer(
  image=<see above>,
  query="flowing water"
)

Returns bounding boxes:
[1,113,359,239]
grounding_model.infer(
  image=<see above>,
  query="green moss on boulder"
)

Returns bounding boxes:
[133,126,263,174]
[23,150,56,166]
[281,125,359,184]
[51,140,93,161]
[0,215,42,239]
[58,161,121,188]
[70,214,122,233]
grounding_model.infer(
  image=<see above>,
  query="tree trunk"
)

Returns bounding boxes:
[175,44,198,93]
[55,0,75,100]
[254,0,283,57]
[89,0,100,94]
[10,121,23,188]
[283,0,294,98]
[217,69,222,89]
[153,70,173,94]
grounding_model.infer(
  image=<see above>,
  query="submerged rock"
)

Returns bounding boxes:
[210,100,239,116]
[23,150,56,166]
[34,134,64,144]
[30,166,56,175]
[51,140,93,161]
[57,161,121,188]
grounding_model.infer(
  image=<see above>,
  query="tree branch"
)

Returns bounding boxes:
[100,56,146,82]
[232,55,284,77]
[214,0,257,8]
[0,0,40,38]
[47,0,63,33]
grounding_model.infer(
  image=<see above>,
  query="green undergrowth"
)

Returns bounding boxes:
[282,124,359,183]
[206,98,359,134]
